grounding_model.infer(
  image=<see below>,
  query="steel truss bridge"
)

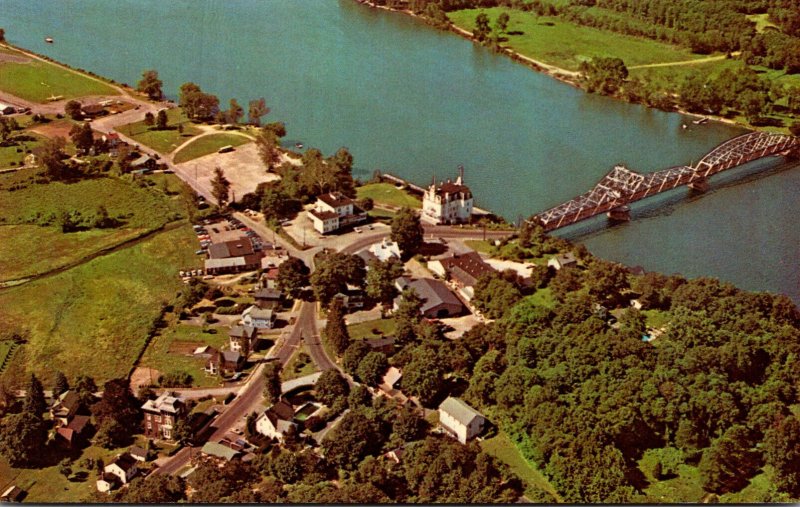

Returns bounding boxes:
[531,132,800,232]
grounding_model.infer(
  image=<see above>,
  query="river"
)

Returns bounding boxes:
[1,0,797,301]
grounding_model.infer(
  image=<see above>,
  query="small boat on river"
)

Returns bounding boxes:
[44,37,54,43]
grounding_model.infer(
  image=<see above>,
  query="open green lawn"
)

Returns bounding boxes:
[0,443,124,503]
[172,133,251,164]
[347,318,396,341]
[463,239,495,254]
[282,344,318,382]
[642,309,671,329]
[116,108,203,154]
[481,431,562,502]
[356,182,422,209]
[0,48,118,102]
[448,9,708,71]
[0,133,46,170]
[523,288,557,309]
[0,174,186,281]
[139,322,228,388]
[0,224,201,385]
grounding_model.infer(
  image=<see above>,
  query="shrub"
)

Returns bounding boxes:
[158,371,193,388]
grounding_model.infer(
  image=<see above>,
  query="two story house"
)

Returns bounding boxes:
[308,192,367,234]
[141,392,186,441]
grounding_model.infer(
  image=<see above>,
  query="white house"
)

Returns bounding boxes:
[241,305,275,329]
[255,400,297,442]
[308,192,367,234]
[369,238,401,263]
[422,168,473,225]
[97,453,138,492]
[547,252,578,270]
[438,397,486,444]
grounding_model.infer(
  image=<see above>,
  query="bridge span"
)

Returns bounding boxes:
[530,131,800,232]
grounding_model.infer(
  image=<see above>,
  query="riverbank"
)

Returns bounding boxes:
[353,0,775,134]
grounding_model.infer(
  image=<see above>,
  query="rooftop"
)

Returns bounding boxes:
[439,397,484,427]
[405,278,462,314]
[107,452,138,472]
[317,191,355,208]
[437,252,495,287]
[243,305,274,320]
[208,240,254,259]
[141,391,183,414]
[201,441,240,461]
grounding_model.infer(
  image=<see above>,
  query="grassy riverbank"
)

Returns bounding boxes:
[172,132,251,164]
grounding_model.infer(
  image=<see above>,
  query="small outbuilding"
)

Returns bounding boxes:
[547,252,578,271]
[438,397,486,444]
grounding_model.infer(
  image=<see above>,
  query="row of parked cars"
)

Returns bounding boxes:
[228,217,265,251]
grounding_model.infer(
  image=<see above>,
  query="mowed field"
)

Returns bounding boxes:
[0,172,185,281]
[0,46,118,102]
[447,9,709,70]
[172,132,252,164]
[356,182,422,209]
[0,224,201,385]
[116,107,203,154]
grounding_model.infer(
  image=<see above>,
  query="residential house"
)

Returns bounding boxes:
[129,445,148,462]
[254,288,282,309]
[255,400,297,442]
[219,350,244,374]
[97,453,138,492]
[50,390,82,427]
[229,325,258,355]
[393,278,463,318]
[438,397,486,444]
[262,267,280,289]
[333,288,365,312]
[366,336,395,355]
[0,103,16,115]
[308,192,367,234]
[201,441,241,462]
[369,239,401,263]
[379,367,403,398]
[428,251,495,301]
[547,252,578,271]
[1,486,25,503]
[242,305,275,329]
[129,154,156,173]
[141,392,186,441]
[55,414,90,448]
[421,168,473,225]
[81,103,106,117]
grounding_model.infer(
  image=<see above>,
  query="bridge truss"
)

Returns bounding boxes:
[531,132,799,232]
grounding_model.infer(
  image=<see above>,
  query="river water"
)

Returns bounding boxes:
[1,0,797,301]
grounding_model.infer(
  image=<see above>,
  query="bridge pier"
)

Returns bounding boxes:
[688,178,709,192]
[607,205,631,222]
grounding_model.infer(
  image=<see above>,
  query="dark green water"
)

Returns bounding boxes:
[1,0,797,301]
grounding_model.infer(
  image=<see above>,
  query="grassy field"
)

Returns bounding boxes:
[172,133,251,164]
[356,183,422,209]
[347,317,396,341]
[463,239,495,254]
[0,47,118,102]
[0,443,123,503]
[0,225,201,385]
[139,322,228,388]
[0,173,185,281]
[447,9,708,71]
[282,344,318,381]
[481,431,562,501]
[0,133,46,170]
[116,108,203,154]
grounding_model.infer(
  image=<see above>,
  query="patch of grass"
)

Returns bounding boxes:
[0,225,201,385]
[0,176,185,281]
[447,9,708,70]
[719,468,777,503]
[172,133,251,164]
[642,309,671,329]
[139,323,228,388]
[481,431,561,501]
[367,208,396,219]
[463,239,495,254]
[347,318,396,341]
[746,13,779,33]
[282,345,318,382]
[356,183,422,209]
[0,48,118,103]
[116,108,202,154]
[640,462,705,503]
[0,135,45,169]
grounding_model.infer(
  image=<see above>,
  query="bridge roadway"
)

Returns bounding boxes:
[531,131,800,232]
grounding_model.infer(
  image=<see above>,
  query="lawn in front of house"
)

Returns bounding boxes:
[356,182,422,209]
[116,108,203,154]
[0,48,118,102]
[346,318,396,341]
[172,133,251,164]
[480,431,562,502]
[0,174,186,281]
[138,322,229,388]
[0,225,201,385]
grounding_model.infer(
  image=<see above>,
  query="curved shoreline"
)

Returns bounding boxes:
[354,0,754,132]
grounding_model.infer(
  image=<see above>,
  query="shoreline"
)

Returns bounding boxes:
[354,0,756,133]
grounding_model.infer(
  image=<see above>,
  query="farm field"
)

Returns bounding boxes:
[172,133,251,164]
[0,224,201,385]
[447,9,709,71]
[356,182,422,209]
[116,107,203,154]
[0,46,118,102]
[0,173,186,281]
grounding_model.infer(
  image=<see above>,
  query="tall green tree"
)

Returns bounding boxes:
[210,166,231,207]
[69,122,94,154]
[0,410,48,466]
[227,98,244,125]
[92,378,140,440]
[248,98,270,126]
[310,252,366,307]
[314,370,350,407]
[23,373,46,416]
[324,298,351,355]
[474,12,492,41]
[53,371,69,398]
[390,207,424,259]
[276,257,310,299]
[156,109,168,129]
[394,287,423,345]
[402,346,446,407]
[356,351,388,386]
[137,69,163,100]
[263,362,282,405]
[764,415,800,495]
[365,259,404,309]
[699,425,761,494]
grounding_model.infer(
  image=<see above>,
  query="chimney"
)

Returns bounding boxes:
[457,165,464,185]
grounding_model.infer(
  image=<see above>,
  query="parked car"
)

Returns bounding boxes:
[195,249,205,255]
